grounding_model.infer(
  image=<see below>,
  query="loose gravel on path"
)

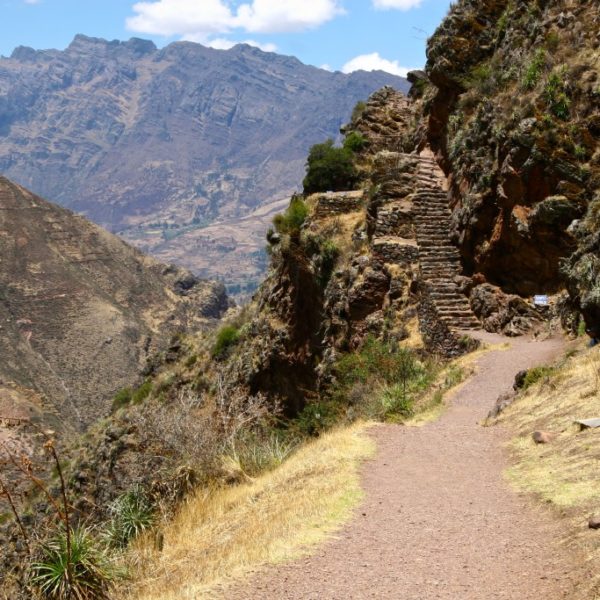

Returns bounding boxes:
[222,333,581,599]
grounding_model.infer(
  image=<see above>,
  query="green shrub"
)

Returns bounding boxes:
[543,69,571,120]
[317,239,340,288]
[343,131,368,153]
[333,337,438,422]
[336,337,417,388]
[31,526,114,599]
[302,139,358,195]
[521,48,546,90]
[106,486,154,549]
[272,195,309,236]
[377,384,414,420]
[545,31,560,51]
[185,354,198,368]
[131,380,153,405]
[294,402,340,436]
[112,388,132,411]
[522,366,555,390]
[444,364,465,388]
[211,325,241,359]
[351,100,366,122]
[574,145,587,160]
[467,63,495,95]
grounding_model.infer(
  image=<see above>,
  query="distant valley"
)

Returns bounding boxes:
[0,36,408,293]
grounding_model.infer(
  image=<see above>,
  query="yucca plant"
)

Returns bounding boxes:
[31,526,114,599]
[106,485,154,548]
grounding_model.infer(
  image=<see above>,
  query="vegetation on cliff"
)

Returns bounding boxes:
[421,0,599,335]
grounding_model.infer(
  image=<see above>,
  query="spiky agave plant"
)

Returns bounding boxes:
[106,485,155,549]
[31,525,114,599]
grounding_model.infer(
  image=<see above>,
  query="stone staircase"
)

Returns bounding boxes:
[411,154,480,331]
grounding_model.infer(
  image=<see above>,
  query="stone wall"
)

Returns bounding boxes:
[417,281,478,357]
[312,191,365,218]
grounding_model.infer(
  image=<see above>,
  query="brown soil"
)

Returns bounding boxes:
[221,333,584,599]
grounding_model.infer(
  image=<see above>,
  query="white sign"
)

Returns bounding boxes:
[534,295,549,306]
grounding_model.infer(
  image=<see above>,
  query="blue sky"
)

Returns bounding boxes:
[0,0,451,75]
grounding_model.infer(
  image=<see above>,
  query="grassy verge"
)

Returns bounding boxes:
[122,423,375,599]
[495,342,600,597]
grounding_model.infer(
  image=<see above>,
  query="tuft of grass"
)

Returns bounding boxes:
[211,325,241,359]
[272,195,309,236]
[122,424,375,600]
[112,388,133,411]
[131,380,153,405]
[521,365,556,390]
[521,48,546,90]
[229,432,299,477]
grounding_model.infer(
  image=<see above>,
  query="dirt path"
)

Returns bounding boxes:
[222,333,580,599]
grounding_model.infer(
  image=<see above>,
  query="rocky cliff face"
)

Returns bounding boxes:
[0,35,408,289]
[420,0,599,331]
[0,176,227,436]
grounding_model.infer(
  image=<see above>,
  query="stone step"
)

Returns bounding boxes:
[446,319,481,328]
[420,257,460,264]
[441,316,480,326]
[422,268,460,273]
[437,311,478,320]
[434,297,470,306]
[431,292,467,300]
[418,244,457,251]
[422,272,461,278]
[413,209,451,215]
[414,220,451,225]
[419,247,459,254]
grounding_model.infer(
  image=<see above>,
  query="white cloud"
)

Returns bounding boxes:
[193,36,277,52]
[342,52,410,77]
[127,0,343,38]
[127,0,233,36]
[372,0,423,9]
[236,0,344,33]
[320,63,333,71]
[24,0,42,4]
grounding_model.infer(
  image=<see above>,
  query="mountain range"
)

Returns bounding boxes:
[0,36,408,292]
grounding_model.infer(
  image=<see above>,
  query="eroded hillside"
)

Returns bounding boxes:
[0,176,227,437]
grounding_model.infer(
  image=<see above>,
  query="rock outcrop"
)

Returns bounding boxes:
[420,0,599,333]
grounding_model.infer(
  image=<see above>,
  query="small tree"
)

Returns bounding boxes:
[302,139,358,194]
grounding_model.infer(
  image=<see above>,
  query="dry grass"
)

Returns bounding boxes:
[122,423,375,600]
[496,342,600,596]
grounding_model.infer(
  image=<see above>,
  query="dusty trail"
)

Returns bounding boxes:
[222,333,582,599]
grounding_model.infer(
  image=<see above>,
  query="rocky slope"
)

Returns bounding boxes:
[0,176,227,438]
[419,0,599,333]
[0,36,408,289]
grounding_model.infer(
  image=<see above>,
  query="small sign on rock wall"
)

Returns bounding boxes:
[533,295,549,306]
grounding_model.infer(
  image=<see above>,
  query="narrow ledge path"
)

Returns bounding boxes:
[221,332,581,599]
